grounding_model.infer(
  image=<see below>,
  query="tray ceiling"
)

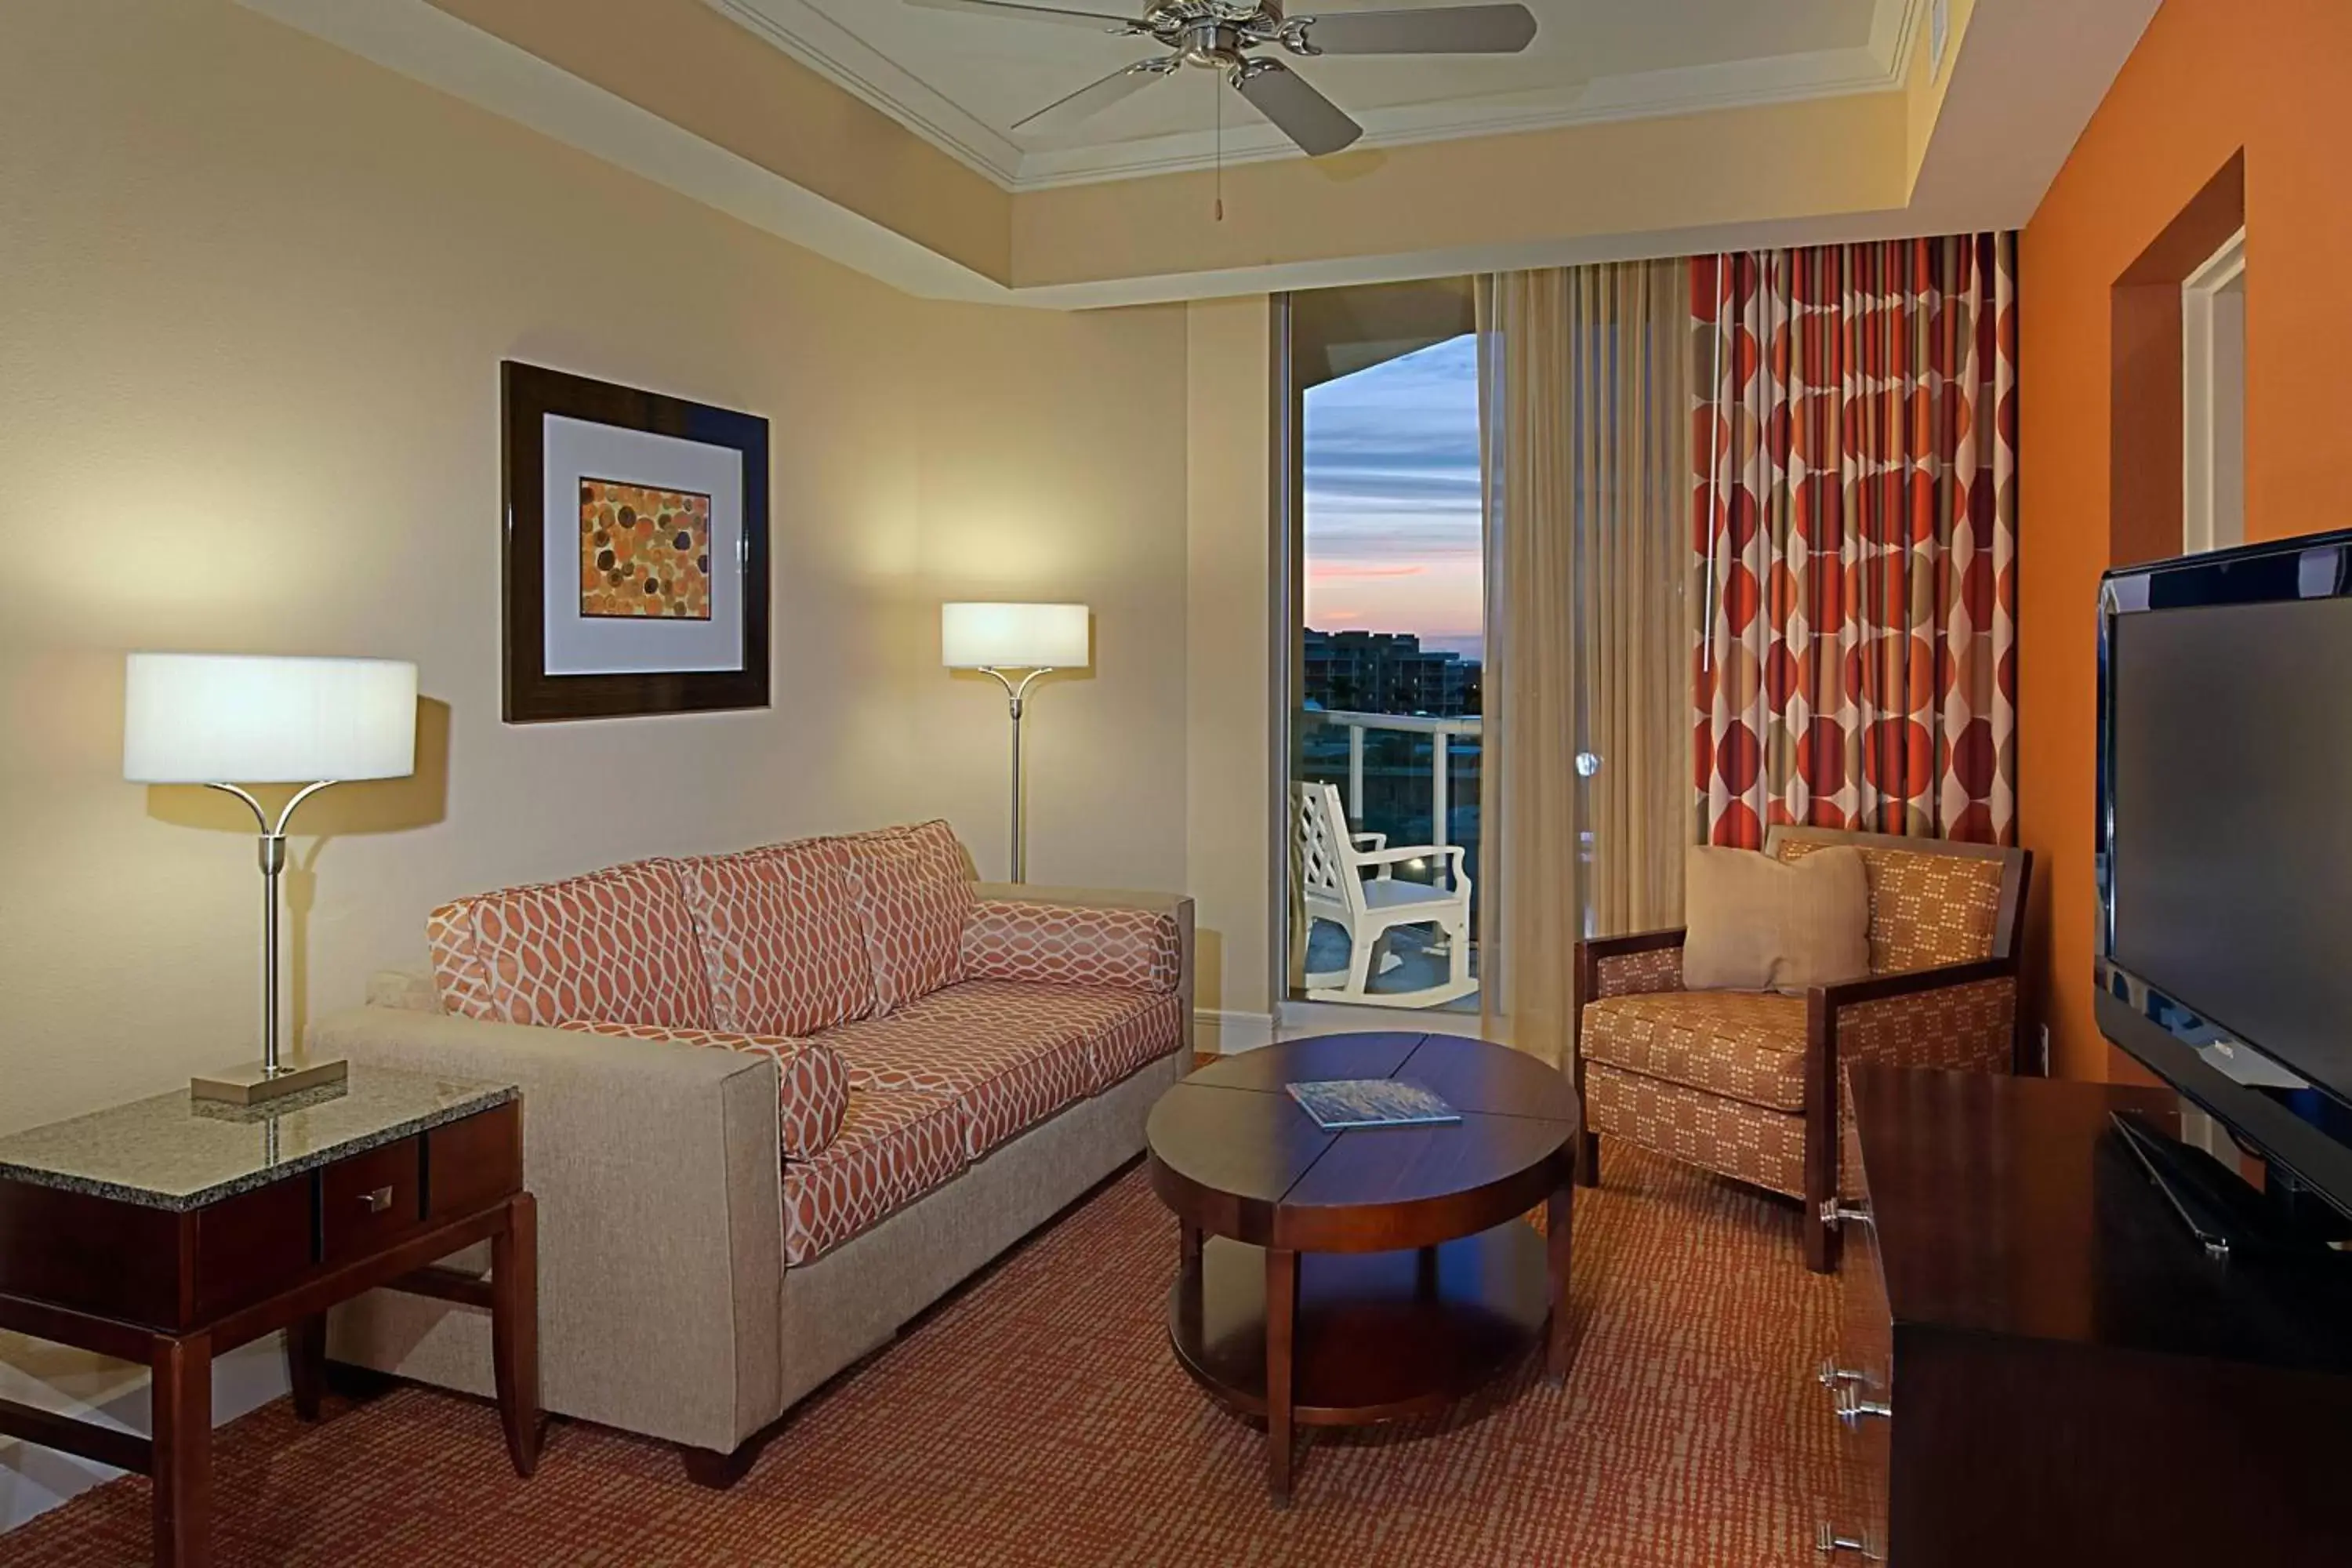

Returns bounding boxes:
[706,0,1915,189]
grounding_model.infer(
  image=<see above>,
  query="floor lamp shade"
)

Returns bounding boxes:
[941,603,1091,671]
[124,653,418,783]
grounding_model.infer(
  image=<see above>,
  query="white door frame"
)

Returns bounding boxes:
[2182,227,2247,555]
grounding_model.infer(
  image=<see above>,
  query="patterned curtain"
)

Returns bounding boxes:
[1692,234,2017,847]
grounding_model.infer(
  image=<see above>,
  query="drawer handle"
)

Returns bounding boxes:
[1815,1523,1882,1559]
[1834,1384,1893,1427]
[361,1185,395,1214]
[1818,1200,1873,1232]
[1817,1359,1867,1388]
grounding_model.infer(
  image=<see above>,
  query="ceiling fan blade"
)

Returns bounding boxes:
[902,0,1145,31]
[1231,60,1363,157]
[1011,57,1178,136]
[1289,4,1539,55]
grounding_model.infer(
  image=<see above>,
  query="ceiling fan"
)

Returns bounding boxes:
[906,0,1541,158]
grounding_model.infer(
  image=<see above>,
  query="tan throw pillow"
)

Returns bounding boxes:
[1681,844,1870,994]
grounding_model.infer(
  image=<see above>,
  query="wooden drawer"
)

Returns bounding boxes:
[321,1136,427,1267]
[191,1174,314,1323]
[426,1102,522,1221]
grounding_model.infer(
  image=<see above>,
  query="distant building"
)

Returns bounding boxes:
[1302,630,1480,717]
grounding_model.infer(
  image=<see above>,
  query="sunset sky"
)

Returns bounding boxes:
[1303,333,1483,661]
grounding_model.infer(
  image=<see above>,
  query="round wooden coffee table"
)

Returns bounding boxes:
[1145,1031,1579,1504]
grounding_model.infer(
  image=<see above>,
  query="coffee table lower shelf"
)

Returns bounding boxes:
[1168,1220,1550,1435]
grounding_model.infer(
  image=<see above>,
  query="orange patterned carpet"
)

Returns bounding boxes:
[5,1145,1840,1566]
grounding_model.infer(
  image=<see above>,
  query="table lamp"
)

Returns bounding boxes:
[125,652,419,1105]
[941,603,1089,883]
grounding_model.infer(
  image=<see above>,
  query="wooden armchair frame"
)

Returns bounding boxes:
[1573,826,2033,1272]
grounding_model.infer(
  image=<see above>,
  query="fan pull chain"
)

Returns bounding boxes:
[1213,68,1225,223]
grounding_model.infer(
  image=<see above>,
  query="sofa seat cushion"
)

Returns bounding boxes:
[555,1021,849,1160]
[1584,1062,1806,1199]
[819,981,1177,1160]
[1580,989,1809,1112]
[782,1087,966,1265]
[676,839,875,1036]
[839,821,975,1014]
[429,858,713,1029]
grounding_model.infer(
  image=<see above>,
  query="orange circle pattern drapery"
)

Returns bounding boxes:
[1692,235,2019,848]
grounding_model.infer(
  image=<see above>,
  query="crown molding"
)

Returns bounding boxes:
[705,0,1929,192]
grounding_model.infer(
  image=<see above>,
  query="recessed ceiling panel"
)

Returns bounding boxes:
[707,0,1910,187]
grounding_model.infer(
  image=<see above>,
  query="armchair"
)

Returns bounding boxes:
[1573,826,2031,1272]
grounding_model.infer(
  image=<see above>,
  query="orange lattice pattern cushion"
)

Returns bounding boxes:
[430,858,713,1029]
[839,822,975,1014]
[960,899,1181,993]
[676,839,875,1037]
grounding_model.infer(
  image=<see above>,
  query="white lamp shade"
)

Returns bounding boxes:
[124,653,419,784]
[940,603,1091,670]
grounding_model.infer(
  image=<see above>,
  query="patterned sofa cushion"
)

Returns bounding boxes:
[1580,989,1809,1112]
[676,839,875,1036]
[817,980,1179,1160]
[430,858,713,1029]
[782,1087,966,1265]
[959,899,1182,993]
[555,1021,850,1159]
[1775,839,2003,974]
[838,821,975,1013]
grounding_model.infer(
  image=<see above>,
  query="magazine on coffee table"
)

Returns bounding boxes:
[1286,1079,1461,1131]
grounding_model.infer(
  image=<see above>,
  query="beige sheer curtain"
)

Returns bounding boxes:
[1477,262,1691,1069]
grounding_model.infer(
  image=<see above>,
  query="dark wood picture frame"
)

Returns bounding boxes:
[501,361,771,723]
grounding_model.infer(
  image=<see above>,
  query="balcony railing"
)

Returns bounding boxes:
[1304,710,1483,851]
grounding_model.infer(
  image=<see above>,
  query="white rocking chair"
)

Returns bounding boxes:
[1292,782,1475,1007]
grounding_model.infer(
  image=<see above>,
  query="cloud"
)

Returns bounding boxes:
[1309,562,1427,579]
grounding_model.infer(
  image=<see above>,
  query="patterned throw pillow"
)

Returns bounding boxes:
[1775,838,2004,974]
[839,821,975,1014]
[434,858,715,1029]
[676,840,876,1036]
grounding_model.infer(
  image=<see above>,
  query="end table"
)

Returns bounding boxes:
[0,1067,539,1566]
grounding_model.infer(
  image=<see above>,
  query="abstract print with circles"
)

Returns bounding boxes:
[578,477,713,621]
[1691,234,2017,848]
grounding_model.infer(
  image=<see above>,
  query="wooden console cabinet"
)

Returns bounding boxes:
[1824,1067,2352,1565]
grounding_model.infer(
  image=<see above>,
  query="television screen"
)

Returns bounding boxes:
[2111,592,2352,1110]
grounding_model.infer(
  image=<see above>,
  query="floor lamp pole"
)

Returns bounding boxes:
[983,667,1050,883]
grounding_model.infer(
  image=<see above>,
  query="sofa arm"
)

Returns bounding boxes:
[556,1022,847,1160]
[304,1004,786,1454]
[962,884,1192,1003]
[1578,928,1689,1001]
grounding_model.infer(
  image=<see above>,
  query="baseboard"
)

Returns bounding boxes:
[1191,1009,1277,1055]
[0,1331,291,1532]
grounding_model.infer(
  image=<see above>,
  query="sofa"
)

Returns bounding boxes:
[306,820,1192,1480]
[1573,826,2030,1273]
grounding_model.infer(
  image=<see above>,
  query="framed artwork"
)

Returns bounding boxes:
[500,361,771,722]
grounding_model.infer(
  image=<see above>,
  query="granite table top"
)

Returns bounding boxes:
[0,1066,518,1212]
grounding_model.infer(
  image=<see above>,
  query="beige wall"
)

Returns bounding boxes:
[1184,296,1279,1045]
[0,1,1192,1134]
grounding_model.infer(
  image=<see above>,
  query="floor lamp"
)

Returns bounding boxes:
[124,652,419,1105]
[942,602,1090,883]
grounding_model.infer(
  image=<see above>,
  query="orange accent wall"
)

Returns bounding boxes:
[2020,0,2352,1080]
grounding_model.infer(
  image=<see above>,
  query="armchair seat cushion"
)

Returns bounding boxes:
[782,1087,967,1265]
[818,981,1176,1160]
[1580,989,1809,1112]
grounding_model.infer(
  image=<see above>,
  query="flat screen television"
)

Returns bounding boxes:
[2099,529,2352,1224]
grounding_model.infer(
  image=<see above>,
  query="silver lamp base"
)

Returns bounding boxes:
[190,1055,349,1107]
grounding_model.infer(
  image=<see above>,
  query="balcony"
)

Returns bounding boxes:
[1294,709,1481,1011]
